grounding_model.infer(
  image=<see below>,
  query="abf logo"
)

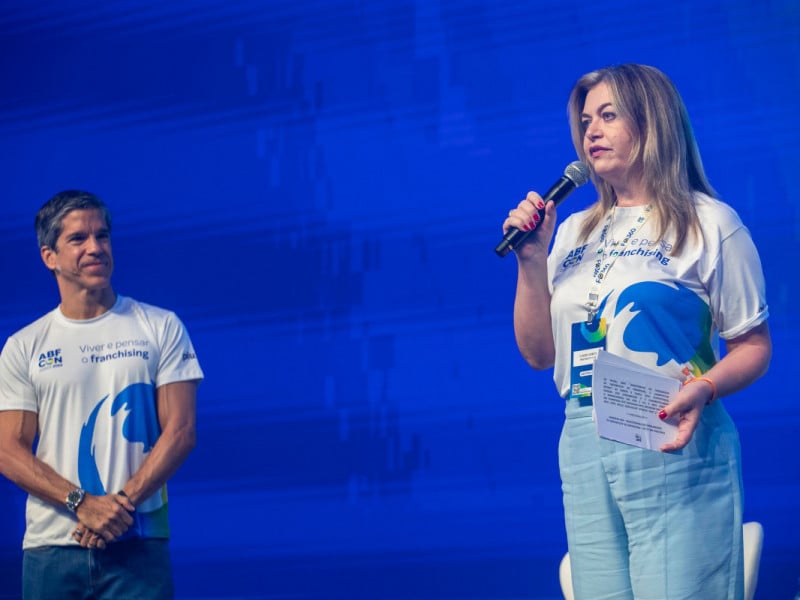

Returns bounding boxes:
[562,244,588,270]
[38,348,63,370]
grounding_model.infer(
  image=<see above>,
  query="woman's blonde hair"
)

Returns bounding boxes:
[567,64,715,254]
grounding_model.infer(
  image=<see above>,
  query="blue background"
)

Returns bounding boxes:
[0,1,798,598]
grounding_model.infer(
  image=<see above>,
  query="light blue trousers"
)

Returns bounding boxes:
[559,398,745,600]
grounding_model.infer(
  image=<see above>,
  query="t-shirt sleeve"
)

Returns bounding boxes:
[706,224,769,339]
[154,313,204,388]
[547,211,582,294]
[0,337,38,412]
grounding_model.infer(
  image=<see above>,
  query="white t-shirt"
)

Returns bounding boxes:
[547,193,768,399]
[0,295,204,549]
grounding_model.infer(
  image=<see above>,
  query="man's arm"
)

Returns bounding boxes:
[119,380,198,506]
[0,409,134,543]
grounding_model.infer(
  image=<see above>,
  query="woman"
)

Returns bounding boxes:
[503,64,771,599]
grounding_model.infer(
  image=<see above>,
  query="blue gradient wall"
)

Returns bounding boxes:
[0,1,797,598]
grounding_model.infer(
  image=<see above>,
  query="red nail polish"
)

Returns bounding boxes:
[533,213,540,223]
[658,409,667,420]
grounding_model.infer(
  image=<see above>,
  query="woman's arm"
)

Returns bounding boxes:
[658,321,772,452]
[506,193,559,369]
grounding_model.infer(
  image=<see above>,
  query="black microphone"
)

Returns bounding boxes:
[494,161,590,258]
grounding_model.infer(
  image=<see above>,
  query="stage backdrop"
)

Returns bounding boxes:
[0,1,797,598]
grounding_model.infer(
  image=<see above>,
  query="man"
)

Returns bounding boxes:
[0,190,203,599]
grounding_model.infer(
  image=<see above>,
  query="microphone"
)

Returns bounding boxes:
[494,161,590,258]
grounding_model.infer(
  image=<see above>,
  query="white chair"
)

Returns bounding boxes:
[742,521,764,600]
[558,551,575,600]
[559,520,764,600]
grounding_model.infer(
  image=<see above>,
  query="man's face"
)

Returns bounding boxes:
[41,208,114,293]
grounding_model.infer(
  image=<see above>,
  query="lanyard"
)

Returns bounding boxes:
[585,203,651,322]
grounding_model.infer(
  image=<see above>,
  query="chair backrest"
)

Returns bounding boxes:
[743,521,764,600]
[558,521,764,600]
[558,552,574,600]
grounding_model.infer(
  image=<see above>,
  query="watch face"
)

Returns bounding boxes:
[66,489,85,511]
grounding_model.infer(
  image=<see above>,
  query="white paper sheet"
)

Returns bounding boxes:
[591,350,680,450]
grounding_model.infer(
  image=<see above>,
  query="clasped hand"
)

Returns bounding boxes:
[72,492,136,549]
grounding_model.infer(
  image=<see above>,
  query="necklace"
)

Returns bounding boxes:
[585,203,651,322]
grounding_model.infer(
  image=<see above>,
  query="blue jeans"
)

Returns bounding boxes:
[559,398,744,600]
[22,538,173,600]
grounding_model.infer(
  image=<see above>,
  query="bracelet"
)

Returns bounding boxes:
[683,376,717,404]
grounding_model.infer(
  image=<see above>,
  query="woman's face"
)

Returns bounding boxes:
[580,81,638,190]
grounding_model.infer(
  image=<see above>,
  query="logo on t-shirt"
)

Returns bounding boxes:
[38,348,63,370]
[561,244,588,271]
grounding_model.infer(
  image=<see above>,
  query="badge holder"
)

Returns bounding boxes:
[569,315,607,402]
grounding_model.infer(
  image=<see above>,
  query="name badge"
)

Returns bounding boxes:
[569,317,607,400]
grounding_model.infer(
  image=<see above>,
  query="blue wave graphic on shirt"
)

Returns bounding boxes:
[614,281,715,372]
[78,382,158,496]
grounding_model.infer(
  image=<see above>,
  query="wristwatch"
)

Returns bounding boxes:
[65,488,86,512]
